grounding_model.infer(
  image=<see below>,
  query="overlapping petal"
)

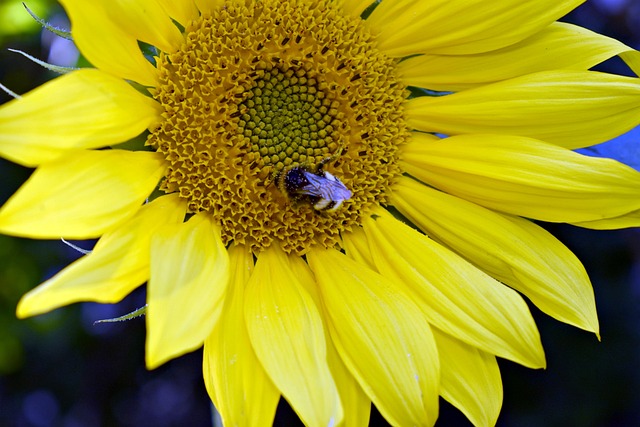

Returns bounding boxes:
[203,245,279,427]
[434,330,502,427]
[106,0,185,53]
[308,248,440,427]
[342,231,503,425]
[402,133,640,223]
[572,210,640,230]
[146,213,230,369]
[157,0,199,27]
[362,211,545,369]
[16,194,185,318]
[406,71,640,149]
[392,176,599,334]
[398,23,635,92]
[244,246,343,427]
[341,226,376,271]
[0,69,161,167]
[621,51,640,76]
[194,0,225,14]
[338,0,372,18]
[367,0,583,56]
[0,150,166,239]
[288,255,372,427]
[59,0,157,86]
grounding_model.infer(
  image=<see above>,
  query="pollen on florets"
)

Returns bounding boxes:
[146,0,408,255]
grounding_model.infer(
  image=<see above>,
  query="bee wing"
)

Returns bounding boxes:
[302,172,352,200]
[298,172,330,197]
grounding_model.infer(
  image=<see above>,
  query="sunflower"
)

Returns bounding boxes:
[2,0,640,425]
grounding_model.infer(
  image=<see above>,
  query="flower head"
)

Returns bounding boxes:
[2,0,640,426]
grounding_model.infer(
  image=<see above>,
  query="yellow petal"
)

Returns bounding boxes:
[434,330,502,427]
[244,246,343,427]
[392,176,599,334]
[194,0,224,14]
[0,69,161,167]
[288,255,372,427]
[341,226,376,270]
[0,150,166,239]
[307,247,440,427]
[397,22,634,92]
[203,244,279,427]
[156,0,199,27]
[105,0,184,54]
[621,51,640,76]
[572,210,640,230]
[364,211,545,369]
[324,343,371,427]
[16,194,185,318]
[59,0,157,86]
[402,133,640,223]
[367,0,583,56]
[17,195,186,318]
[405,71,640,149]
[146,213,230,369]
[338,0,373,18]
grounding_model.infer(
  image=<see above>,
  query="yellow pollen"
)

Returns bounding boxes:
[147,0,408,255]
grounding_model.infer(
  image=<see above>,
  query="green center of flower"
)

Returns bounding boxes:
[147,0,408,255]
[239,68,341,170]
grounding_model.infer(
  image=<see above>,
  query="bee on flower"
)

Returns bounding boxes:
[2,0,640,426]
[276,155,352,212]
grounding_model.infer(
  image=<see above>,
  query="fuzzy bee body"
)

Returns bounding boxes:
[279,166,352,212]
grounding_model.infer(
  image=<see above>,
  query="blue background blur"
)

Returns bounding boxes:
[1,1,639,426]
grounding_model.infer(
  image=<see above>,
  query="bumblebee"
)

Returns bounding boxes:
[277,162,352,212]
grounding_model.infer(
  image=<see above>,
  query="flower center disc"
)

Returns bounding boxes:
[147,0,408,255]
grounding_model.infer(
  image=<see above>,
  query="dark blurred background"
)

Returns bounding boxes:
[1,0,639,426]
